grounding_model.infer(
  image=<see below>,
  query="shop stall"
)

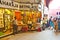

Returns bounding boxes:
[0,0,42,37]
[14,11,42,31]
[0,8,4,36]
[0,10,42,37]
[0,8,14,37]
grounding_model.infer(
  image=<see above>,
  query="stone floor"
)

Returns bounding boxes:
[0,30,60,40]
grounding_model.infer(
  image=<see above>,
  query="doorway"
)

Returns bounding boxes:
[3,14,11,33]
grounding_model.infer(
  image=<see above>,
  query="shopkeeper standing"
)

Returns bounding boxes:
[12,17,18,35]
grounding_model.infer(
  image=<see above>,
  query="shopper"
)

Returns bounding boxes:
[12,17,18,35]
[49,16,52,26]
[46,20,50,28]
[50,19,54,29]
[58,18,60,30]
[48,17,54,29]
[42,18,46,30]
[53,18,58,32]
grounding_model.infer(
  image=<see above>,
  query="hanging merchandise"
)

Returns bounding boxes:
[5,9,11,14]
[0,8,14,37]
[0,9,4,36]
[29,13,32,19]
[15,11,22,21]
[0,9,4,28]
[39,12,41,18]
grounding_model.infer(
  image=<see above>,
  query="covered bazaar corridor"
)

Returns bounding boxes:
[1,0,60,40]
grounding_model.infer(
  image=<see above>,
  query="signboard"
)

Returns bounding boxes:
[0,0,41,11]
[31,4,38,11]
[0,0,19,9]
[19,4,31,10]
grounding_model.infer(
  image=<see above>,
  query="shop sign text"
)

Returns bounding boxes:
[0,0,39,10]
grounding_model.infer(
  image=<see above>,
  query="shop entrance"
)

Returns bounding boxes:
[0,8,13,36]
[3,14,11,32]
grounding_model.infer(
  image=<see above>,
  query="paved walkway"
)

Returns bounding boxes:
[0,30,60,40]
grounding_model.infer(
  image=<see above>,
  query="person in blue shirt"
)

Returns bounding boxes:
[46,20,50,28]
[49,16,54,29]
[50,20,54,28]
